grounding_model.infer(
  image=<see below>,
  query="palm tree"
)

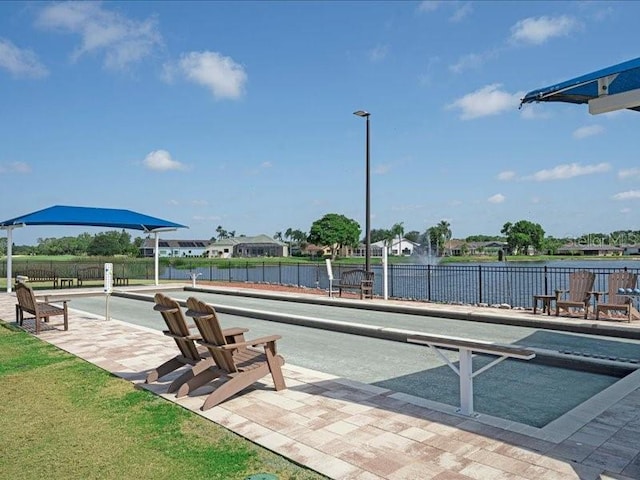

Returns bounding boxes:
[216,225,228,240]
[274,231,283,241]
[390,222,405,256]
[437,220,451,256]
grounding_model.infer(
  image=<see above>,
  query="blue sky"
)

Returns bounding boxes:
[1,1,639,246]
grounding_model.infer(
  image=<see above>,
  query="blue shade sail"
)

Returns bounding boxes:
[520,57,640,113]
[0,205,187,232]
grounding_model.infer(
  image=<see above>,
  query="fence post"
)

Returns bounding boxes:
[297,262,300,287]
[427,264,431,301]
[389,263,394,298]
[544,265,548,295]
[478,265,482,304]
[262,262,265,282]
[228,261,231,282]
[279,262,282,285]
[246,262,249,281]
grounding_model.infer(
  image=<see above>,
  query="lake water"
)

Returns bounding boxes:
[164,258,640,308]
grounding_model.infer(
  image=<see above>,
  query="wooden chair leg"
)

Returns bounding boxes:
[201,367,268,411]
[146,357,184,384]
[175,367,222,397]
[265,344,286,391]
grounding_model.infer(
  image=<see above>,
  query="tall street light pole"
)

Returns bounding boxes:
[353,110,371,274]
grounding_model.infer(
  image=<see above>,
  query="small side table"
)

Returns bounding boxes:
[533,294,555,315]
[60,278,74,288]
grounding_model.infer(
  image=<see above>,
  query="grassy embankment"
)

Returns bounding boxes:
[0,322,325,480]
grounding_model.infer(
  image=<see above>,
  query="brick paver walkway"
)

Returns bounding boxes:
[3,289,640,480]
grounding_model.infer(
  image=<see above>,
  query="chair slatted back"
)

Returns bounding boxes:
[15,282,37,314]
[186,297,237,373]
[607,271,638,305]
[567,271,595,303]
[153,293,200,361]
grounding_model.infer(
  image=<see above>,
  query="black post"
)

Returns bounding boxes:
[354,110,371,275]
[365,115,371,274]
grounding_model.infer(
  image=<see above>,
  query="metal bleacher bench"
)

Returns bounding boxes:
[333,269,374,299]
[408,333,535,417]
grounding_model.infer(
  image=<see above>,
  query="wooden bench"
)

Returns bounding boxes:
[408,333,535,417]
[76,266,103,287]
[14,269,59,289]
[334,269,374,299]
[15,282,68,334]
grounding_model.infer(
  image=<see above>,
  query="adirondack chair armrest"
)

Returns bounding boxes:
[222,327,249,336]
[554,289,567,300]
[154,305,180,313]
[589,291,606,301]
[162,330,202,341]
[219,335,282,350]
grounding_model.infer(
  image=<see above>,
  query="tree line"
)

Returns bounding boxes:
[8,231,143,257]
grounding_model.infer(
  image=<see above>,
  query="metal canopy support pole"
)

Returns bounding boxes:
[154,232,160,286]
[5,226,13,293]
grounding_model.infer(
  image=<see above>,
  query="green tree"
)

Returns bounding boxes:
[216,225,228,240]
[437,220,452,255]
[404,230,420,243]
[87,231,123,256]
[501,220,545,254]
[370,228,391,244]
[307,213,361,260]
[390,222,405,255]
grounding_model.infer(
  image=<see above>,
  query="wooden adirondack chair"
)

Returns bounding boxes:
[595,271,640,322]
[15,282,68,334]
[182,296,286,411]
[555,270,595,319]
[146,293,247,393]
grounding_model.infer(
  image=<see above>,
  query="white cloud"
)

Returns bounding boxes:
[261,161,272,168]
[488,193,505,204]
[510,15,579,45]
[450,3,472,23]
[613,190,640,201]
[374,164,392,175]
[446,84,523,120]
[0,161,32,174]
[143,150,186,171]
[167,199,179,205]
[37,2,161,70]
[619,168,640,179]
[621,207,631,213]
[192,199,208,206]
[449,52,485,74]
[572,125,604,139]
[497,170,516,181]
[417,1,440,13]
[368,44,389,62]
[529,162,610,181]
[167,51,247,100]
[0,38,48,78]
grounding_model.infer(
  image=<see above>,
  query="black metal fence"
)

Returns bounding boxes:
[5,259,639,309]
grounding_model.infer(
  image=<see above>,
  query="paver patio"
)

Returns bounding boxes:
[3,288,640,480]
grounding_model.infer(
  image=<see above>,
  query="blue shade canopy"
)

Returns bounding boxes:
[520,57,640,113]
[0,205,187,232]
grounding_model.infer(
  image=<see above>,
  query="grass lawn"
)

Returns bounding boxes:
[0,323,326,480]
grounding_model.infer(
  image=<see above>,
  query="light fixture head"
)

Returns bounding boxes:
[353,110,370,117]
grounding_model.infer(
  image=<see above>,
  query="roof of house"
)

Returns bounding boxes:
[142,239,210,249]
[205,234,286,249]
